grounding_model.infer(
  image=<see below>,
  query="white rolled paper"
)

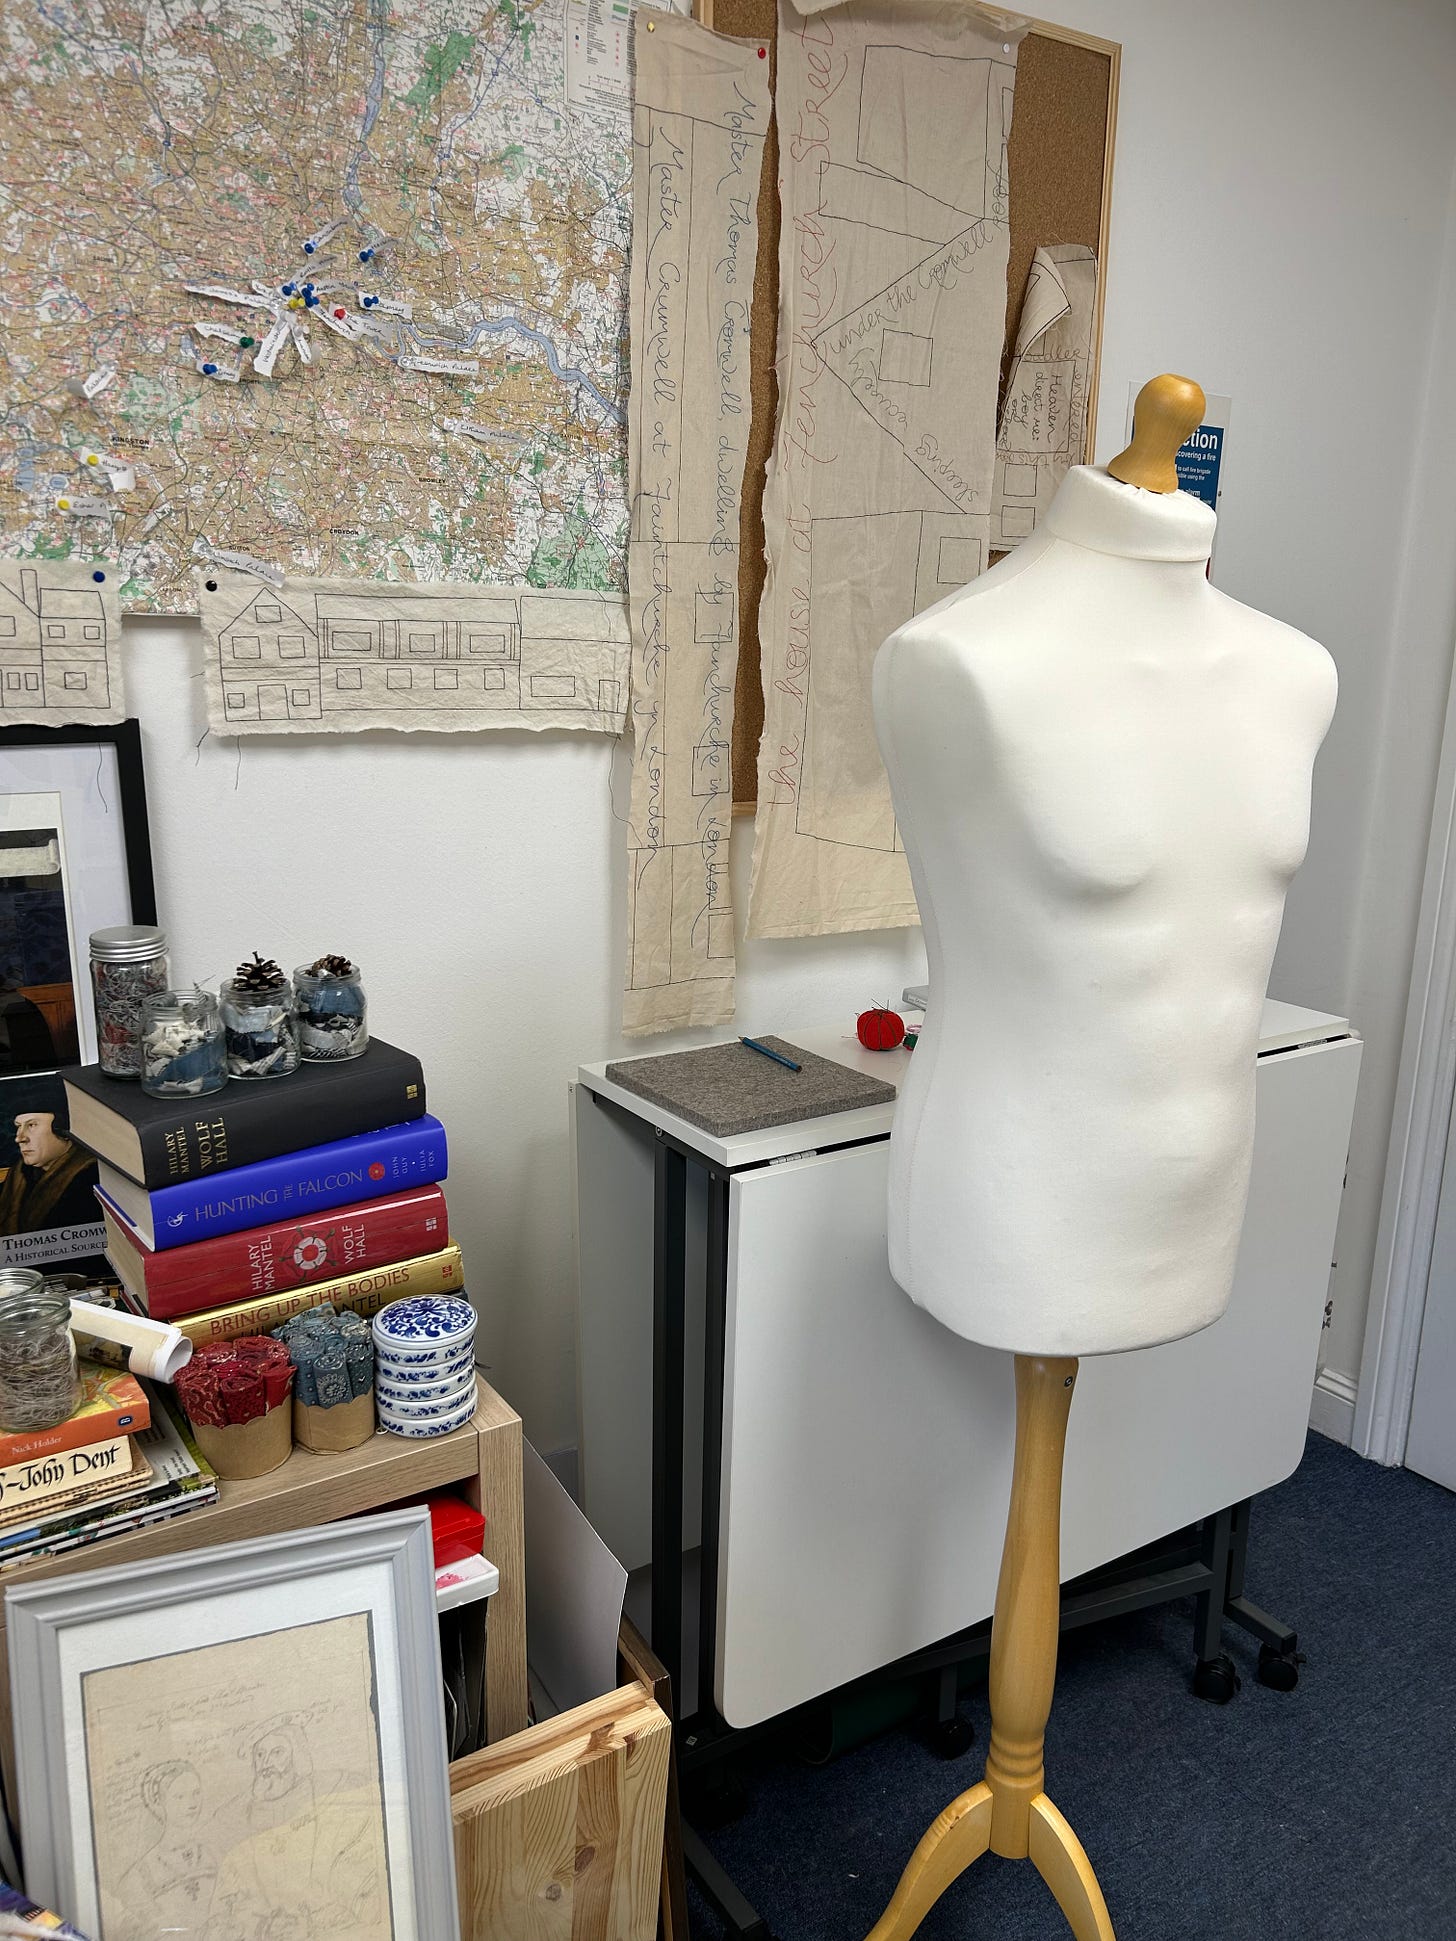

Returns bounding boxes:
[69,1298,194,1384]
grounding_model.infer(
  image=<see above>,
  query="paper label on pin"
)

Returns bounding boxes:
[315,309,362,340]
[198,361,241,383]
[359,292,412,317]
[58,495,114,516]
[192,320,248,343]
[193,540,285,589]
[290,324,314,365]
[303,215,347,252]
[441,415,517,446]
[184,281,278,311]
[398,354,479,376]
[106,466,137,493]
[81,366,117,400]
[252,317,290,377]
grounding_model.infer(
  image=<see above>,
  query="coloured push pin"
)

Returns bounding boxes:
[92,570,106,583]
[281,282,296,295]
[287,296,303,309]
[240,335,255,348]
[332,306,346,319]
[302,283,315,296]
[303,240,316,254]
[56,496,71,510]
[359,247,374,263]
[85,453,100,466]
[202,361,218,375]
[362,294,379,308]
[304,294,319,308]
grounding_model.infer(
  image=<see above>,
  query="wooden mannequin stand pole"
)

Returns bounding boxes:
[864,1357,1115,1941]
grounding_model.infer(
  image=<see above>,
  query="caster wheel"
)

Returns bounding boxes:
[1193,1653,1240,1704]
[930,1716,976,1760]
[1256,1643,1302,1691]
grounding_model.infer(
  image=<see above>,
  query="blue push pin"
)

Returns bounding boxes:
[304,293,319,308]
[359,247,374,263]
[302,282,314,295]
[362,294,379,308]
[202,361,218,375]
[92,570,106,583]
[281,281,296,295]
[303,240,316,254]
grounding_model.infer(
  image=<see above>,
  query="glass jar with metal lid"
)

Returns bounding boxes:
[0,1271,80,1433]
[90,925,169,1079]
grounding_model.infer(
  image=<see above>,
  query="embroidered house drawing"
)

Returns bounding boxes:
[0,566,112,713]
[214,585,627,725]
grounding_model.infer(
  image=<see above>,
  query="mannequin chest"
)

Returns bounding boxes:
[884,607,1333,905]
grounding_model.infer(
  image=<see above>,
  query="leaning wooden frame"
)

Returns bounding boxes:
[8,1506,458,1941]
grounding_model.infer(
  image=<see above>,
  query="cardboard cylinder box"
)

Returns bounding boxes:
[192,1401,293,1480]
[293,1388,376,1454]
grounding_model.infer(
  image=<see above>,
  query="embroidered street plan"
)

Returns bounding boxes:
[0,0,633,611]
[200,574,628,734]
[0,560,124,724]
[748,0,1024,940]
[623,15,769,1032]
[992,245,1098,548]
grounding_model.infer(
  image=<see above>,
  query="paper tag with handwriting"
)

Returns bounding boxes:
[399,354,479,377]
[193,540,285,589]
[359,292,412,318]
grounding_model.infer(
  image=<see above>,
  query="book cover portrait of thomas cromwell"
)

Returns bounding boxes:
[0,1070,107,1278]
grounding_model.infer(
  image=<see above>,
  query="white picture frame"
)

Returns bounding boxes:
[6,1508,459,1941]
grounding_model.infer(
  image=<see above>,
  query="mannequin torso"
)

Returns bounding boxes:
[873,466,1337,1354]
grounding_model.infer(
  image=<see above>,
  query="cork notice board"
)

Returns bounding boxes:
[692,2,1121,806]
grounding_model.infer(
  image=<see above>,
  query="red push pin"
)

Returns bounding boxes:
[757,45,766,56]
[333,306,347,319]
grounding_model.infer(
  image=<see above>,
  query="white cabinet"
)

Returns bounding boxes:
[575,1003,1360,1730]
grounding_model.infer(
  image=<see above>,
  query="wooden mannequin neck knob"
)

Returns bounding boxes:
[1106,374,1206,494]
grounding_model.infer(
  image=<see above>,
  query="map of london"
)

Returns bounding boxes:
[0,0,632,609]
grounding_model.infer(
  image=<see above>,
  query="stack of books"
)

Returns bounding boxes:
[0,1363,217,1570]
[63,1040,458,1352]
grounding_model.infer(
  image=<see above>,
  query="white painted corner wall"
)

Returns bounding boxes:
[117,0,1456,1451]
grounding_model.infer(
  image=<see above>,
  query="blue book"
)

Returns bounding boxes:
[95,1116,447,1251]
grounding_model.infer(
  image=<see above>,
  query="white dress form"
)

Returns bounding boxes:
[860,378,1336,1941]
[873,463,1336,1355]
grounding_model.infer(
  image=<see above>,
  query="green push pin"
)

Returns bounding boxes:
[239,335,255,348]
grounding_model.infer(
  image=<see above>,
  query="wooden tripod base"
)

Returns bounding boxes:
[863,1357,1115,1941]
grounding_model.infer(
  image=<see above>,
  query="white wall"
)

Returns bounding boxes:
[1067,0,1456,1393]
[124,624,925,1449]
[119,0,1456,1447]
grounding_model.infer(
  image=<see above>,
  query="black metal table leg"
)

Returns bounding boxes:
[1193,1506,1240,1702]
[653,1137,688,1704]
[683,1824,774,1941]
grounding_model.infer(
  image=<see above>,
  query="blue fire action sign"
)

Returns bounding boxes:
[1175,422,1225,510]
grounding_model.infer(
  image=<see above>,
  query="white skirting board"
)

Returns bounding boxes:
[1309,1366,1360,1445]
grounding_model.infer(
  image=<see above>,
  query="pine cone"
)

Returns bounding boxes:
[308,953,356,977]
[234,951,287,993]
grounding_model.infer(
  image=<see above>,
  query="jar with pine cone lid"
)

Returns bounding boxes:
[294,954,368,1061]
[219,953,299,1079]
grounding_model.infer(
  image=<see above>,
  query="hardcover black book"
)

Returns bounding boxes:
[62,1040,426,1189]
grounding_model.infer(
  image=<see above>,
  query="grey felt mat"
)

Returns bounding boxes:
[605,1037,897,1138]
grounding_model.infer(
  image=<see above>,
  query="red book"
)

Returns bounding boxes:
[101,1184,450,1321]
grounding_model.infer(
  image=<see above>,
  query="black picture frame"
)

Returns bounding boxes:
[0,719,157,926]
[0,719,156,1278]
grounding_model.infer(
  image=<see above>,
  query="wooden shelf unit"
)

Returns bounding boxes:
[0,1375,527,1805]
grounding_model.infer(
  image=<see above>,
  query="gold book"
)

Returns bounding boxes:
[171,1243,465,1345]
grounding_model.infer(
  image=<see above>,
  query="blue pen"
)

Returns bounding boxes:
[740,1036,801,1073]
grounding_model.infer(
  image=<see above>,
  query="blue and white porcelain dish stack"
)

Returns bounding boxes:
[373,1295,478,1437]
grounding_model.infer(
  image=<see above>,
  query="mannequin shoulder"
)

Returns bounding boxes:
[1209,588,1338,723]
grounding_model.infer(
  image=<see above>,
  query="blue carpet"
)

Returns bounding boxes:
[689,1433,1456,1940]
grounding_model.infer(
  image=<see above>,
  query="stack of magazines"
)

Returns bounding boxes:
[0,1382,216,1574]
